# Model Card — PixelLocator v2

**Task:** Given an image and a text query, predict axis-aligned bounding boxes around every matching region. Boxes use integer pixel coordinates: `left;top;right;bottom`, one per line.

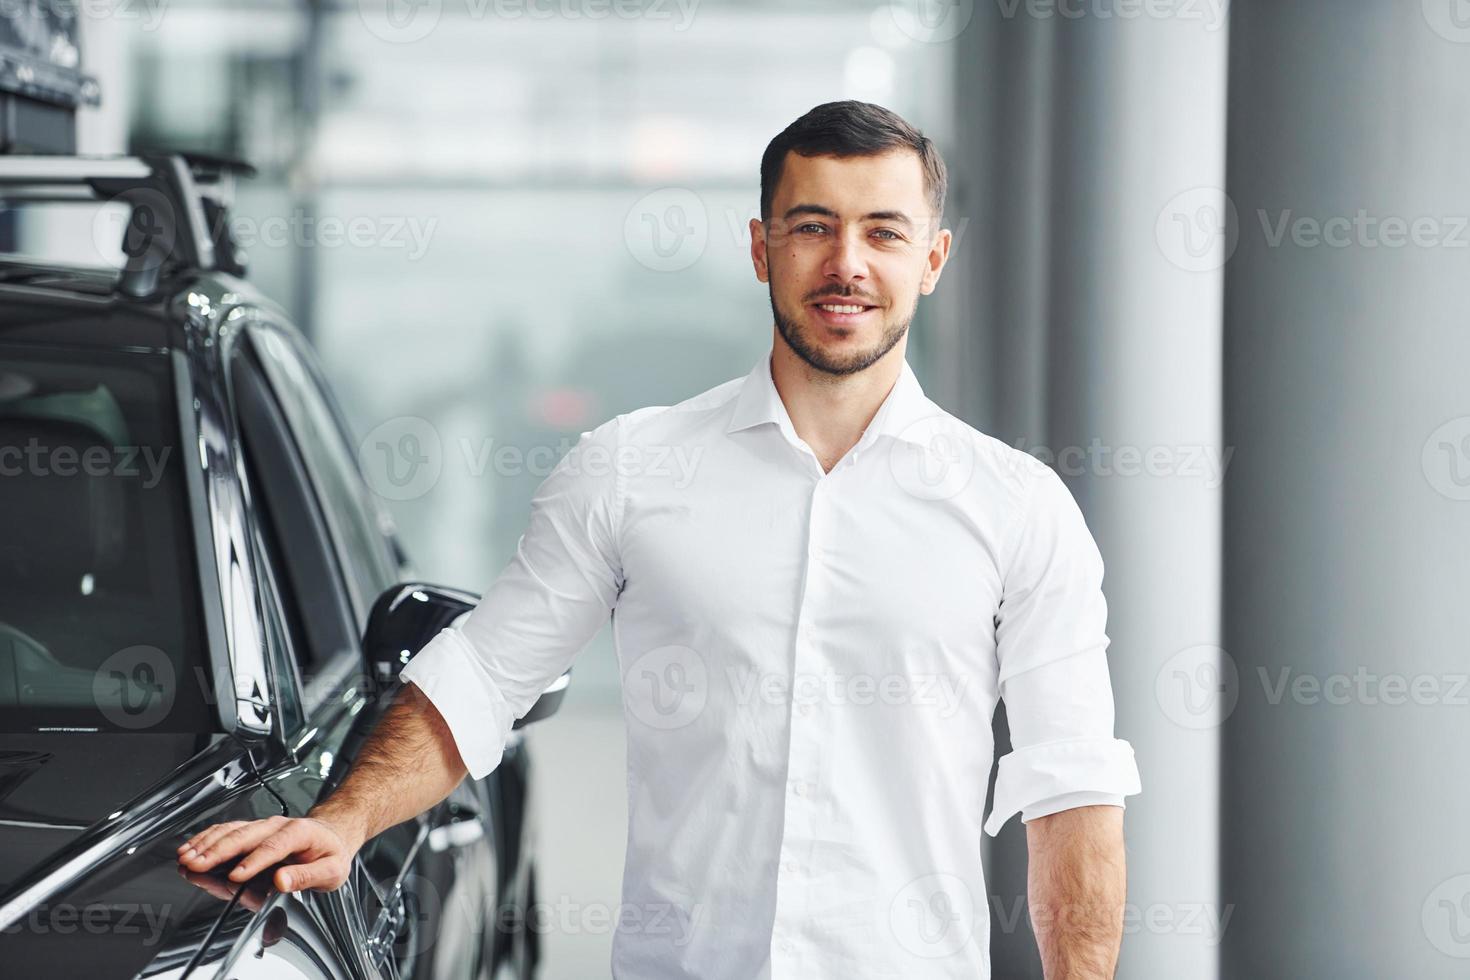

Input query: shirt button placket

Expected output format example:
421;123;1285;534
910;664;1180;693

771;477;830;978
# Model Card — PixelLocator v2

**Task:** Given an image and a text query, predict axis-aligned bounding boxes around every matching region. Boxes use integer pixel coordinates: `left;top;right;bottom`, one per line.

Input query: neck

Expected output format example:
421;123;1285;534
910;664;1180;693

768;331;906;472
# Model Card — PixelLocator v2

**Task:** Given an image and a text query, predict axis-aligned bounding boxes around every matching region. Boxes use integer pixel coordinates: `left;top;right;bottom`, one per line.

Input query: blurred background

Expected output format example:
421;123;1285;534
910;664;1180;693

12;0;1470;976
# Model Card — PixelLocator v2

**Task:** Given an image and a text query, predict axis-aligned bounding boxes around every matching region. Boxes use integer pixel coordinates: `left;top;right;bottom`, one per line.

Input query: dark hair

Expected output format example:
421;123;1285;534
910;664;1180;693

759;100;947;224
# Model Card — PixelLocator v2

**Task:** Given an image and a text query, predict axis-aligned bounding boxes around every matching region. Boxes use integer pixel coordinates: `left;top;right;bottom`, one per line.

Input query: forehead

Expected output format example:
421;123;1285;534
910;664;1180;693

772;148;929;218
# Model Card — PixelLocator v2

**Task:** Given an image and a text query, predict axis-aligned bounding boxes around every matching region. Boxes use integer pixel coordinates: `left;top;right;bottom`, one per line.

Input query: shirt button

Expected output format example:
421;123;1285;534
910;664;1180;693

780;939;795;954
793;781;809;797
797;704;811;717
784;860;798;873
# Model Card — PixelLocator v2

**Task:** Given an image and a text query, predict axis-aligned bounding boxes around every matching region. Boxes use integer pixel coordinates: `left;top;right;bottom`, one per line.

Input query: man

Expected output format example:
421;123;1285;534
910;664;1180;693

180;101;1141;979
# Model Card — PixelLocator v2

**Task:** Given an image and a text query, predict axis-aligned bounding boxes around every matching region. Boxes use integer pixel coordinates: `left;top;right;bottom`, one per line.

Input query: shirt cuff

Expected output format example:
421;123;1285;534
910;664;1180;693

1021;790;1127;823
983;736;1141;837
398;627;519;781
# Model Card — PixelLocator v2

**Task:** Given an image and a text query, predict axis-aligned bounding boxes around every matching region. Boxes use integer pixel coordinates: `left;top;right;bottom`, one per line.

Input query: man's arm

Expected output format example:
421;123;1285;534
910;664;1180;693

1026;804;1127;980
177;681;465;893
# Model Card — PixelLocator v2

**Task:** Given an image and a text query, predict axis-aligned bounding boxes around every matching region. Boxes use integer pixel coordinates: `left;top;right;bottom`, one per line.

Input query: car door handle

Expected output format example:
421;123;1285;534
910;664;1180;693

427;805;485;852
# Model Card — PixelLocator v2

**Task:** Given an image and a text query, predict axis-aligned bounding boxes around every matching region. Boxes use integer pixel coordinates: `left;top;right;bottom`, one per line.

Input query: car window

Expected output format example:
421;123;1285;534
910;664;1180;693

231;346;359;682
0;345;214;732
250;325;397;627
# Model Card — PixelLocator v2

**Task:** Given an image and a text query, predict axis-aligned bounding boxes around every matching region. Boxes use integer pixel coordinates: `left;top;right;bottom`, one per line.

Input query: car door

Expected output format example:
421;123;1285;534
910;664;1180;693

228;323;496;980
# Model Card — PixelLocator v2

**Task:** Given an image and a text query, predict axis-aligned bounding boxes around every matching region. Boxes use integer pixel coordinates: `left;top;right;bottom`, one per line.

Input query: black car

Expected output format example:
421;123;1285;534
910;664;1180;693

0;153;565;979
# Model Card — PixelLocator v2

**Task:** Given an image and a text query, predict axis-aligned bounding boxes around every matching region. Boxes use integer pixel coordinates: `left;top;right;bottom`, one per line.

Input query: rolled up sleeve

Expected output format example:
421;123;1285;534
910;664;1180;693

399;417;625;780
983;459;1141;837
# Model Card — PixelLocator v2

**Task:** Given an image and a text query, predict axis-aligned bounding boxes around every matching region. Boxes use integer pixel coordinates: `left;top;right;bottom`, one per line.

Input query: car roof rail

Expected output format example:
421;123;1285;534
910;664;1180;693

0;150;257;297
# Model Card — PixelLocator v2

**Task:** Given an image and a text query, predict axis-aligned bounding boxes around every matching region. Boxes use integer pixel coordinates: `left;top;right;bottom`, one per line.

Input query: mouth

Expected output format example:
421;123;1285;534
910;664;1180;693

808;301;880;326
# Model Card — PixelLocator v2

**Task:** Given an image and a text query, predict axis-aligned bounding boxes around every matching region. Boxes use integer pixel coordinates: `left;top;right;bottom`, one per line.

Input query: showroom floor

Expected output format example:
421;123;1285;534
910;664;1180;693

525;695;630;979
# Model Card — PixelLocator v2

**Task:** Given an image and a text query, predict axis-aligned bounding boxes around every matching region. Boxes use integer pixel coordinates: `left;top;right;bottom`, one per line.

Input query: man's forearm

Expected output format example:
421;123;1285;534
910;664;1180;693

1025;804;1127;980
307;680;469;849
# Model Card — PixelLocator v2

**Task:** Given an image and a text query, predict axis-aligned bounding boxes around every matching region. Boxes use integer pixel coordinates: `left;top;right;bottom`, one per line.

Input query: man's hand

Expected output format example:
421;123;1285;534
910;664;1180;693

176;812;364;894
1025;804;1127;979
176;682;470;897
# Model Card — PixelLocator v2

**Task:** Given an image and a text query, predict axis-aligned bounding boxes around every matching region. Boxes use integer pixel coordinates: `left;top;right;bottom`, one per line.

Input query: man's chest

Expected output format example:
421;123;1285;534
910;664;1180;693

615;450;1005;666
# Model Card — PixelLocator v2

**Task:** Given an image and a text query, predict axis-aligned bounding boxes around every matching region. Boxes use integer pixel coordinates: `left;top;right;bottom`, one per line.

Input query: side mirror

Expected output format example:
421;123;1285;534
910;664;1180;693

362;583;571;730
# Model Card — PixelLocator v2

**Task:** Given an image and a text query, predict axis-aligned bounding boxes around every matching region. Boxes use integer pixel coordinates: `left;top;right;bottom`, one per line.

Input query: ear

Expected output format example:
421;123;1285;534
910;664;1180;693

919;226;953;295
750;217;770;283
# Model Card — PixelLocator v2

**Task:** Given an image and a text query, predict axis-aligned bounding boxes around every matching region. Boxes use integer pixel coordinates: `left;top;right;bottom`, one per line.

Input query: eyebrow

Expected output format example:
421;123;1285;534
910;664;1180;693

781;204;915;228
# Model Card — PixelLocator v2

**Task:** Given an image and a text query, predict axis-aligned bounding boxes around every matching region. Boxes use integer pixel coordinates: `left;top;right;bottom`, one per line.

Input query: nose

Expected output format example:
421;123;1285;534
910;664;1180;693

821;226;869;287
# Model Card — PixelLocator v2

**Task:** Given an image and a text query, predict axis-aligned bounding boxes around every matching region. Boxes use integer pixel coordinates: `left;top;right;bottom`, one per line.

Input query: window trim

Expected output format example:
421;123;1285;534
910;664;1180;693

228;334;362;726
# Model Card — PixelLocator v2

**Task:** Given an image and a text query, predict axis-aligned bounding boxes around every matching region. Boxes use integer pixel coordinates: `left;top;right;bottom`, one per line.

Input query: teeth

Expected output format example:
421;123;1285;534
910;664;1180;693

818;304;867;314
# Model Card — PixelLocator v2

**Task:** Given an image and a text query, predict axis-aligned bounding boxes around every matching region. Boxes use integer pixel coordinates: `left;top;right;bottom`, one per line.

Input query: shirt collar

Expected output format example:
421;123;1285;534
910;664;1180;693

726;351;937;450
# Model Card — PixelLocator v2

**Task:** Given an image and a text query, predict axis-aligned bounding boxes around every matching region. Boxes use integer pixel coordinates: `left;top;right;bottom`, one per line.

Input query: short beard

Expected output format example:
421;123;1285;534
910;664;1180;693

770;288;912;377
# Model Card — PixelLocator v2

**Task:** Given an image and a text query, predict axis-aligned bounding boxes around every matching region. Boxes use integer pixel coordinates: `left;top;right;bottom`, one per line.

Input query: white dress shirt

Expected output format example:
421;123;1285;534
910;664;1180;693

399;352;1141;979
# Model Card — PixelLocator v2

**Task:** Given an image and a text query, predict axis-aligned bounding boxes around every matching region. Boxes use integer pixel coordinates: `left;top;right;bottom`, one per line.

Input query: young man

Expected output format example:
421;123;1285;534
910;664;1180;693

181;101;1140;979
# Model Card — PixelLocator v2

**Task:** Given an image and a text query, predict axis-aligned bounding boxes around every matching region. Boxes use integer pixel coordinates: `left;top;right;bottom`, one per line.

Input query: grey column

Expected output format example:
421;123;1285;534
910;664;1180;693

1220;1;1470;976
942;6;1229;978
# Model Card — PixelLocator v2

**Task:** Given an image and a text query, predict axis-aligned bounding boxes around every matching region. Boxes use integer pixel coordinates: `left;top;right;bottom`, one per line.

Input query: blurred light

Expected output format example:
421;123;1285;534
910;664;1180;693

844;47;897;105
629;116;699;181
532;388;594;429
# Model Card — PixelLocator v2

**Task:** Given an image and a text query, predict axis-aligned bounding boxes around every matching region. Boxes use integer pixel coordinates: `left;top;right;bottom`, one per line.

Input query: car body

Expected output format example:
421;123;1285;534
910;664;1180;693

0;153;559;979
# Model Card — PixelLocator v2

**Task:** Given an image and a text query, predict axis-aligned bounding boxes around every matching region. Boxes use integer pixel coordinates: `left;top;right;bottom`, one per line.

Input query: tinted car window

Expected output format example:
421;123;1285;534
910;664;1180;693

251;326;396;626
0;346;213;732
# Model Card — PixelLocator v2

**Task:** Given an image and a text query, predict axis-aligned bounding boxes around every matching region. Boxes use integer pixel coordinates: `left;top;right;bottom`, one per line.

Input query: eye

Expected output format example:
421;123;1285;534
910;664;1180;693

871;228;903;241
794;222;828;235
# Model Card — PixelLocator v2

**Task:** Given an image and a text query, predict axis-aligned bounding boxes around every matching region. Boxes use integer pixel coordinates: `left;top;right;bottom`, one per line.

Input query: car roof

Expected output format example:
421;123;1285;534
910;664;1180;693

0;264;292;358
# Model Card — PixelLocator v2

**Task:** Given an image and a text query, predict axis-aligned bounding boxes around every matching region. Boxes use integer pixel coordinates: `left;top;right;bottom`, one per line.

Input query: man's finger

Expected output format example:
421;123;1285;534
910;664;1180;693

179;820;249;855
227;822;320;882
274;856;345;894
182;817;287;872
